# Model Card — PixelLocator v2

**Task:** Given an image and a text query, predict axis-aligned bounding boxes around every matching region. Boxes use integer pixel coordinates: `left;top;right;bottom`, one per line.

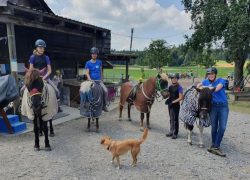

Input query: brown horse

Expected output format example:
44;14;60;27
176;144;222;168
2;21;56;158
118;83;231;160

119;73;169;130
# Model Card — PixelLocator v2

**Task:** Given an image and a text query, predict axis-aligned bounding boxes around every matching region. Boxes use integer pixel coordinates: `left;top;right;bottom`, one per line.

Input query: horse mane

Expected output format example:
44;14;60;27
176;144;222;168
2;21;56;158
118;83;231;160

24;69;41;87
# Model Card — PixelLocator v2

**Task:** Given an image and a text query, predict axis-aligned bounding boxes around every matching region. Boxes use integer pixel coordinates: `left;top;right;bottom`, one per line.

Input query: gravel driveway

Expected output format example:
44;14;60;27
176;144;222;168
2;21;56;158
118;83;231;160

0;100;250;180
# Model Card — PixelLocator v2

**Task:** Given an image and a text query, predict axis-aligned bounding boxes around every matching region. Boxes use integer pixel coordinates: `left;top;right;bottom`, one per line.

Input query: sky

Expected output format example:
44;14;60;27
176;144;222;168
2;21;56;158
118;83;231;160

44;0;193;50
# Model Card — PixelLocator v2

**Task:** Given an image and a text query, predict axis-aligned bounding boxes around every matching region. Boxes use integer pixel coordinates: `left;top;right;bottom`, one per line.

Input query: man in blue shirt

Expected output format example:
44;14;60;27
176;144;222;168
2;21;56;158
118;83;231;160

198;67;229;157
85;47;108;112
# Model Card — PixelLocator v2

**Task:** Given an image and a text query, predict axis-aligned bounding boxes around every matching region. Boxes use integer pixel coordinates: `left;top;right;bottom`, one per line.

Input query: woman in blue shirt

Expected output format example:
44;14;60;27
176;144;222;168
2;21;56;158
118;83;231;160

85;47;108;112
198;67;229;157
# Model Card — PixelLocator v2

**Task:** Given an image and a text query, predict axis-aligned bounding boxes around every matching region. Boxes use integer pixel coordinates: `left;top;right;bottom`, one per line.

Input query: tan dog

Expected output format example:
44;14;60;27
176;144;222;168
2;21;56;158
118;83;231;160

100;128;148;169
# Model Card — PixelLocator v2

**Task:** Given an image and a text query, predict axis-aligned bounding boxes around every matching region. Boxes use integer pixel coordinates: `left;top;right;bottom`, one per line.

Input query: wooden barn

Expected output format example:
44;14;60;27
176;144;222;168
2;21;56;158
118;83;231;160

0;0;112;78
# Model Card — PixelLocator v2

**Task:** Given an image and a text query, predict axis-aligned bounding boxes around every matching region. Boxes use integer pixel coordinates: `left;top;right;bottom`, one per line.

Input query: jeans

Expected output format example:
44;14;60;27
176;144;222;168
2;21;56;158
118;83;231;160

210;102;229;148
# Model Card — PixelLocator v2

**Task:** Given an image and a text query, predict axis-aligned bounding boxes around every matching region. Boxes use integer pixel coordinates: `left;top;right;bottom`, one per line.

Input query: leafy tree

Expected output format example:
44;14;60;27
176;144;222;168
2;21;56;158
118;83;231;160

145;40;170;68
183;0;250;87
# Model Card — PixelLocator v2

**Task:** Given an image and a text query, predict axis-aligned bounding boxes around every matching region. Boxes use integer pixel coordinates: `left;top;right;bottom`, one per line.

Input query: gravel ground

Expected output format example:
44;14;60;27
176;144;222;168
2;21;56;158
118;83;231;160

0;100;250;180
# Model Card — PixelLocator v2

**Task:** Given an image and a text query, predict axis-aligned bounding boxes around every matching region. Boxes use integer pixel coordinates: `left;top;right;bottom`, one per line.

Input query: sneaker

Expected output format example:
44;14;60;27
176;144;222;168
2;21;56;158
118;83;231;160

172;135;177;139
166;133;173;137
208;147;226;157
103;106;109;112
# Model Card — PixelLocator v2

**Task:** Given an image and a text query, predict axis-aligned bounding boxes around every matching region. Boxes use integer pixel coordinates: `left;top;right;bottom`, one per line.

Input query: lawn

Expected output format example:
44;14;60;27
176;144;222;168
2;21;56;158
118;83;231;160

104;61;235;81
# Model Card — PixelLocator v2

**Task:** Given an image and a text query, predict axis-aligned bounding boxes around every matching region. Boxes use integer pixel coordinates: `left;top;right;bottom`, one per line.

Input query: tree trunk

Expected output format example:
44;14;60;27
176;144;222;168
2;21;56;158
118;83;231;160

234;55;246;89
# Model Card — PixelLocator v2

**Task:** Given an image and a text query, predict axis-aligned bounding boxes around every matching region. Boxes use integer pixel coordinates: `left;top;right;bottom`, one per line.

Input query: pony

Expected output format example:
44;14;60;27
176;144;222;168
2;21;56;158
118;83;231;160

119;73;169;131
179;86;214;148
21;69;58;151
80;80;103;132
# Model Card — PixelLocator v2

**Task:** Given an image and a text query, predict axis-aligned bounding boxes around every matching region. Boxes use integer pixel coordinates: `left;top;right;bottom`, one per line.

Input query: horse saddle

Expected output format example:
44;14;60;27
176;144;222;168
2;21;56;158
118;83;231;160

128;83;142;102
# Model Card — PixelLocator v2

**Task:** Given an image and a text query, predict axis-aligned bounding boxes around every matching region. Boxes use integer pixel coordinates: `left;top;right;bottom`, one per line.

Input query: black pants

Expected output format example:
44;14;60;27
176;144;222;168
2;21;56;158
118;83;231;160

168;105;180;136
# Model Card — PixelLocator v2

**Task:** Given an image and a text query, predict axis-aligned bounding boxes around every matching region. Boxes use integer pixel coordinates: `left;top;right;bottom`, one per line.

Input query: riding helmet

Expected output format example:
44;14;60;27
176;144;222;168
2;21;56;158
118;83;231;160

90;47;99;54
35;39;46;48
206;67;218;75
170;73;179;79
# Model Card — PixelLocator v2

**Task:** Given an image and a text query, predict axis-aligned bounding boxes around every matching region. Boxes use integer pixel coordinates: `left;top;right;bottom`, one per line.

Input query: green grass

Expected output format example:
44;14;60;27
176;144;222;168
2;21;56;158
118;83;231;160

104;65;234;81
229;101;250;114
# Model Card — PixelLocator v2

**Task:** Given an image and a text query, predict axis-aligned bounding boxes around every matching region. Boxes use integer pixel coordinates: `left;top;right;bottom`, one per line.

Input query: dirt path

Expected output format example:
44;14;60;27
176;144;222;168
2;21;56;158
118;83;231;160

0;101;250;180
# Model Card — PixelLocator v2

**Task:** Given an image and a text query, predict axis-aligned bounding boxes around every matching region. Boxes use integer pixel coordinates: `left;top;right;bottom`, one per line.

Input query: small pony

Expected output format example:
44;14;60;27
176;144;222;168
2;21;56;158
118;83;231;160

179;86;214;147
21;69;58;151
80;80;103;132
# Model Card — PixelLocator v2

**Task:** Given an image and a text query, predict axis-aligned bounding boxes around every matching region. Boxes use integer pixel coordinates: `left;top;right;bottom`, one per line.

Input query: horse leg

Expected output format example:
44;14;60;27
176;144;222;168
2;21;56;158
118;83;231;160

119;103;123;121
39;118;43;136
49;119;55;137
140;113;144;131
198;125;205;148
187;129;192;145
87;118;91;132
146;112;151;129
33;118;40;151
128;103;132;121
43;121;51;151
96;118;99;133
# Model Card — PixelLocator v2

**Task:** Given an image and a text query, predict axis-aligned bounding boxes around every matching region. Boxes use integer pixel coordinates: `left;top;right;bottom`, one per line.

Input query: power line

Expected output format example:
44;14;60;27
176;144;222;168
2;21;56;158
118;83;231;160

111;30;190;40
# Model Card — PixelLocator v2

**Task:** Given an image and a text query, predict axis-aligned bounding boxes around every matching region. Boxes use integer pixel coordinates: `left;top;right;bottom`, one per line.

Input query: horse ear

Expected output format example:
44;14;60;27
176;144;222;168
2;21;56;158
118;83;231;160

195;87;201;92
210;87;216;92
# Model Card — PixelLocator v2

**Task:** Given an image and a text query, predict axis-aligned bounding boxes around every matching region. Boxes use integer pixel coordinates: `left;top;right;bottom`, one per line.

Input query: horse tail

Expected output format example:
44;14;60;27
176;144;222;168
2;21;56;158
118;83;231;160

138;128;148;144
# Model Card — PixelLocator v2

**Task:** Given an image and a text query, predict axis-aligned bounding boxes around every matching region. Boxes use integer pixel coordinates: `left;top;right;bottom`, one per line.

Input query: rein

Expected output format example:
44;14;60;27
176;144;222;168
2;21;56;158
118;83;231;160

141;78;168;102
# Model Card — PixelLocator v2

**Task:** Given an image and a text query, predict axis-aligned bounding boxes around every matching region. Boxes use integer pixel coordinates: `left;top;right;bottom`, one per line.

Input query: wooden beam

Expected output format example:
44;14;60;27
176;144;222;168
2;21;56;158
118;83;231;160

0;15;94;38
6;23;18;76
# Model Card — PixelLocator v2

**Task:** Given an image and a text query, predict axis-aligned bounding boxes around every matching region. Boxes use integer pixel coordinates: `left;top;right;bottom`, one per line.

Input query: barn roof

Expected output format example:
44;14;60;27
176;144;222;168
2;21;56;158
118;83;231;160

0;0;53;13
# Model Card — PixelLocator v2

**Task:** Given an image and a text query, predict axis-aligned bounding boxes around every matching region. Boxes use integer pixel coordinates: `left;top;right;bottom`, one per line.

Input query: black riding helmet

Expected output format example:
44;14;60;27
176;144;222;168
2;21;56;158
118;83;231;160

35;39;46;48
90;47;99;54
170;73;179;79
206;67;218;75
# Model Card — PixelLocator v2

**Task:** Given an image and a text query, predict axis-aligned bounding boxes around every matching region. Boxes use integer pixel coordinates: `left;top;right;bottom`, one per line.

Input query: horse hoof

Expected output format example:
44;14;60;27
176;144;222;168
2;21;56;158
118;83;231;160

188;142;192;146
50;133;55;137
45;146;52;151
34;146;40;151
140;127;144;132
199;144;205;148
128;118;132;121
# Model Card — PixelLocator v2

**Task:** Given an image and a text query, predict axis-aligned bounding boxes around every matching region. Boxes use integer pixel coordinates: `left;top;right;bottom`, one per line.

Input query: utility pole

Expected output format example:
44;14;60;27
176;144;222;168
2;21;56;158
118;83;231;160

126;28;134;80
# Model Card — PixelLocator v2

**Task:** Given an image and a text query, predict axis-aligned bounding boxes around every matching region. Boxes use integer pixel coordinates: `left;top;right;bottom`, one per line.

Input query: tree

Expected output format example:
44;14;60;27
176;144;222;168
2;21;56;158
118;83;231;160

146;40;170;68
183;0;250;87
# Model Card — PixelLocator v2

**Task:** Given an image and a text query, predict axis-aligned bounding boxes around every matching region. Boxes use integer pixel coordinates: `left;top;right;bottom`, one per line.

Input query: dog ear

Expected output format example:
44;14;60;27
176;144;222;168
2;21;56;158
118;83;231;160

100;139;105;144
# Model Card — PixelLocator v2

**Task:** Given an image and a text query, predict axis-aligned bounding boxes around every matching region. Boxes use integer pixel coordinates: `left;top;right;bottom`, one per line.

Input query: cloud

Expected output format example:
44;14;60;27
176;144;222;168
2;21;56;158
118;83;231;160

45;0;192;50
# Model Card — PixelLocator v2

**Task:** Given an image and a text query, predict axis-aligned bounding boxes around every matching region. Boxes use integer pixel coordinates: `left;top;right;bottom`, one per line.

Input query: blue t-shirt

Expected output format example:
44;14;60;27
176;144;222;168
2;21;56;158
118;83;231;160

85;59;102;80
29;55;51;76
202;78;228;103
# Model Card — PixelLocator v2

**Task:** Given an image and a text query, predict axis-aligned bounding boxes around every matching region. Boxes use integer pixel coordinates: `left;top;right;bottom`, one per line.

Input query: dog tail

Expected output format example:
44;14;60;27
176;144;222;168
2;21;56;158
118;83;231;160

139;128;148;144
